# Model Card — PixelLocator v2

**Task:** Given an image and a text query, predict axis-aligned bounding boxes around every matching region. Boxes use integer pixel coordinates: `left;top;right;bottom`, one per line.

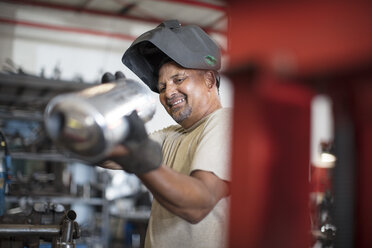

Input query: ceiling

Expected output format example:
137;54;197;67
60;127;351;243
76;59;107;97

4;0;227;33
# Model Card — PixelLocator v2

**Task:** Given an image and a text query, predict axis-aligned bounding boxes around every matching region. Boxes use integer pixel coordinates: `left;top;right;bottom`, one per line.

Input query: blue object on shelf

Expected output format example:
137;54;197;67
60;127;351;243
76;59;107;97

0;131;12;216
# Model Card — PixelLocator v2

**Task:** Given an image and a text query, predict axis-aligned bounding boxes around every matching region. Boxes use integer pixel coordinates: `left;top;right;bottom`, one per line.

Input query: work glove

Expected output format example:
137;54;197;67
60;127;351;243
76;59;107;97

108;111;163;174
101;71;126;83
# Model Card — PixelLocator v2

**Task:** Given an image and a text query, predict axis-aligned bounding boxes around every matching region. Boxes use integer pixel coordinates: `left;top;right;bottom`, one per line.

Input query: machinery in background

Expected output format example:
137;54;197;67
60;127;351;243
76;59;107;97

310;144;337;248
0;124;148;247
3;159;110;247
0;71;154;247
309;96;337;247
0;130;12;216
0;202;80;248
0;130;83;247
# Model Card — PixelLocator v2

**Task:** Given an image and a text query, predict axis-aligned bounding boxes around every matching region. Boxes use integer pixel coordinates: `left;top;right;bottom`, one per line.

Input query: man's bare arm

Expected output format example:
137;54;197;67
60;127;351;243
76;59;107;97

139;165;229;224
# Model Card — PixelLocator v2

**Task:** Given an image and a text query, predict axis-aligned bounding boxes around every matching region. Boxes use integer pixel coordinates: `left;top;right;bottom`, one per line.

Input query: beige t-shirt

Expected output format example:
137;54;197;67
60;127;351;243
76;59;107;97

145;108;232;248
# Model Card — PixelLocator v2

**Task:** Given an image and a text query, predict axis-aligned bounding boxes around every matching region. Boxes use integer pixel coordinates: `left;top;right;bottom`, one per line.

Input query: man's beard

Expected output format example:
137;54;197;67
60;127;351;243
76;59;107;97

170;105;192;124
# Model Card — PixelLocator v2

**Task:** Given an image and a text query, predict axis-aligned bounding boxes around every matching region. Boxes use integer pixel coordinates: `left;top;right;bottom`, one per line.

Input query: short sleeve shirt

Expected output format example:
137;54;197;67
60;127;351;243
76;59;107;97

145;108;232;248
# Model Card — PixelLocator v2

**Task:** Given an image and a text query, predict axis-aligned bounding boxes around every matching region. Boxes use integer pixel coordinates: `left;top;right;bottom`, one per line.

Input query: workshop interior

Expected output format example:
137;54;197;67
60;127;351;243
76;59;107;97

0;0;371;247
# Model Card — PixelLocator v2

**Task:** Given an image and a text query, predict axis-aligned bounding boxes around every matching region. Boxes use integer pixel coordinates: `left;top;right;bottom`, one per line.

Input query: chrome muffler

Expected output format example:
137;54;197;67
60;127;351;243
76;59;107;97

44;78;156;162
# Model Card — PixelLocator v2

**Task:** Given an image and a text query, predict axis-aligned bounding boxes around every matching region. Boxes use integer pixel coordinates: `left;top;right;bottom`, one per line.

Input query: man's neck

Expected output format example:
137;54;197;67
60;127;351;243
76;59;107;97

180;103;222;129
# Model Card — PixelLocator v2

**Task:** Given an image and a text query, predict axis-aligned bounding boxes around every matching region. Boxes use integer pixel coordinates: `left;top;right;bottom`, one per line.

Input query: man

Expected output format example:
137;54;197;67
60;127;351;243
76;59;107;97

102;20;231;248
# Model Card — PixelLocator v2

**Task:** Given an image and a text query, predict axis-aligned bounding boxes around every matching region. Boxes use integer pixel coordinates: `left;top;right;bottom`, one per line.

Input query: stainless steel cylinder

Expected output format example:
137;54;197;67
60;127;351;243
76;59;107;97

44;78;156;162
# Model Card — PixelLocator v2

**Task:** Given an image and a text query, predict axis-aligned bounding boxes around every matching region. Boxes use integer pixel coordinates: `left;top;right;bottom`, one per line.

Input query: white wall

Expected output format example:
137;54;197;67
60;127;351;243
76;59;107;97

0;2;233;133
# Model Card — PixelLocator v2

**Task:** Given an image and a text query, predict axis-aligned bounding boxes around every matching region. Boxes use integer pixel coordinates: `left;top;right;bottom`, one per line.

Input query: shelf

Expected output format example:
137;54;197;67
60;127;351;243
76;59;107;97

6;195;107;206
0;72;94;116
4;151;88;164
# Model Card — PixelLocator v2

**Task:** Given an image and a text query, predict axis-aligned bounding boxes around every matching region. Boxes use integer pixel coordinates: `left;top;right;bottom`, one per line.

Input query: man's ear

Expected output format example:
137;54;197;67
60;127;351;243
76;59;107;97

204;71;216;90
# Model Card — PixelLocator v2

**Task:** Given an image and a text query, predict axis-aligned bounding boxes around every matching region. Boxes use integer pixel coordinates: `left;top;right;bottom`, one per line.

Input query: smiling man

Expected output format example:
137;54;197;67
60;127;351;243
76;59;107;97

103;20;232;248
158;60;222;128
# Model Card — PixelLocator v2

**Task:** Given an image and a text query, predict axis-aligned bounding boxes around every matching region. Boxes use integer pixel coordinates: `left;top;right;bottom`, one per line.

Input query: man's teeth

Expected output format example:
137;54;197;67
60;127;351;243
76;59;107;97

172;99;185;106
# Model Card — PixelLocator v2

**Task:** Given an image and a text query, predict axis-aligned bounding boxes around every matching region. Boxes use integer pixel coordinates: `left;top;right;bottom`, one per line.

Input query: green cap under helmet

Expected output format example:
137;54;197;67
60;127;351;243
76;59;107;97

122;20;221;93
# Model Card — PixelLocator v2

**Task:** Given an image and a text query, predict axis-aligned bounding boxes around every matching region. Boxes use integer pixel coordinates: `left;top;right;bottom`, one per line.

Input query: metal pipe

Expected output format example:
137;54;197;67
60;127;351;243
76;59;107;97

0;224;60;237
60;210;76;243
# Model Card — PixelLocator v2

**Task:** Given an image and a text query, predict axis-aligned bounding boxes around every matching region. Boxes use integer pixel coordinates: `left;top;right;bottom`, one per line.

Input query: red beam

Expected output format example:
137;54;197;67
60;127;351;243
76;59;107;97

2;0;163;23
228;73;312;248
157;0;225;12
0;17;136;41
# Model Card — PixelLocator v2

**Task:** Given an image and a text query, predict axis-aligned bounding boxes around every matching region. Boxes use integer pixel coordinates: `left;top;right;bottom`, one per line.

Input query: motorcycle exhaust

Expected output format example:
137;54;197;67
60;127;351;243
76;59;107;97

44;78;156;162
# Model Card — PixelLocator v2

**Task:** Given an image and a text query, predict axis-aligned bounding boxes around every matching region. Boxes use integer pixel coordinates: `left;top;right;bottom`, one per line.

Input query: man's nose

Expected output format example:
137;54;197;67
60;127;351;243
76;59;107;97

165;83;177;98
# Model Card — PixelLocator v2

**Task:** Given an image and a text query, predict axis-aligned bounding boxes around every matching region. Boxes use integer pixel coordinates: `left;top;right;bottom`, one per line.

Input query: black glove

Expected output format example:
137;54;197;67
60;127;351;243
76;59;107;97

109;111;163;174
101;71;126;84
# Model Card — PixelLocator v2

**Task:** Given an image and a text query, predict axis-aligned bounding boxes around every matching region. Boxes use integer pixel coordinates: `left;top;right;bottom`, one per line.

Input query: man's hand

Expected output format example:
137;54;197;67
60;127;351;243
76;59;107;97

101;71;125;83
107;111;162;174
96;144;130;170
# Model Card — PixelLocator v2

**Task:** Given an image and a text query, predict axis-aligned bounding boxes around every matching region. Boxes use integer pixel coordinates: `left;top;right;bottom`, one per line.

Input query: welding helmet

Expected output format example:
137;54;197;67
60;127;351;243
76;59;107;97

122;20;221;93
